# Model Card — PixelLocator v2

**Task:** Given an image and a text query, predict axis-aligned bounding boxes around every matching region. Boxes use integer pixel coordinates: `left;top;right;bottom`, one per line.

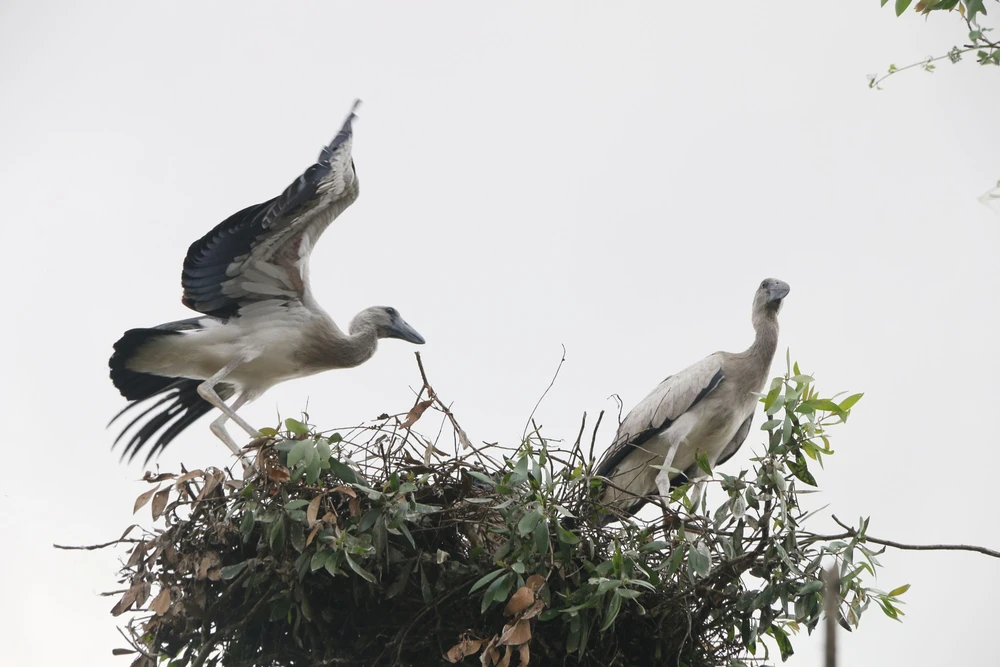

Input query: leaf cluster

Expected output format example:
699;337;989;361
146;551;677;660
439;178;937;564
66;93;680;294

109;361;903;667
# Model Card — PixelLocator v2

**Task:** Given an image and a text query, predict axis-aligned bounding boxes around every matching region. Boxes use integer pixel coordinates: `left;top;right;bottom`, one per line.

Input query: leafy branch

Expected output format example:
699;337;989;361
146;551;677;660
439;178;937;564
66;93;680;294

869;0;999;89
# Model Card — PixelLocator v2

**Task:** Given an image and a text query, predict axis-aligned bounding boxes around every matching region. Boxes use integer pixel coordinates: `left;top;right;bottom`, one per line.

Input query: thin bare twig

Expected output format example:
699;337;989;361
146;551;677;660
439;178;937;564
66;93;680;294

521;344;567;441
822;515;1000;559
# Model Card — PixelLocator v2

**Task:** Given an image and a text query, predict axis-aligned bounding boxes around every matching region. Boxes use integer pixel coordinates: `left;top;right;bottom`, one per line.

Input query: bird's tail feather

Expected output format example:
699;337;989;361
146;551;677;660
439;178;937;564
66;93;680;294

109;328;233;462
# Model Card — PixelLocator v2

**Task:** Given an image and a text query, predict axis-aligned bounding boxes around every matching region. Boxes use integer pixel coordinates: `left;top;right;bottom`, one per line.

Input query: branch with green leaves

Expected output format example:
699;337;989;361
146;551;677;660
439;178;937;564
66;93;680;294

870;0;999;89
74;354;1000;667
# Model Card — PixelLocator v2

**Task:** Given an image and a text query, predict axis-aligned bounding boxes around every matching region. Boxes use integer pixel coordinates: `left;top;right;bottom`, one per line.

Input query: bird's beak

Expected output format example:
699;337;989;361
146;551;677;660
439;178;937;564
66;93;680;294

388;318;426;345
766;281;791;303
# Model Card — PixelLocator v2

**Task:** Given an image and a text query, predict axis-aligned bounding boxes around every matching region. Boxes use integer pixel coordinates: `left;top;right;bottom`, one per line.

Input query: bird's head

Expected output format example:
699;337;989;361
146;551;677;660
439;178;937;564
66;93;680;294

355;306;426;345
755;278;790;314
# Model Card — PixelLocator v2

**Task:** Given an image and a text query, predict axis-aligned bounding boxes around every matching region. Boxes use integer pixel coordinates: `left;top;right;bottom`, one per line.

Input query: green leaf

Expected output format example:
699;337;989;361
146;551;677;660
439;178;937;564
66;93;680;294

881;0;889;6
769;624;795;660
220;561;248;580
344;552;377;583
798;580;824;596
329;458;366;486
482;573;513;613
696;451;712;476
306;454;321;485
888;583;911;597
310;549;329;572
269;518;286;553
466;470;496;486
556;523;581;545
258;427;279;437
788;451;818;486
517;510;542;536
287;439;312;469
240;510;255;538
600;592;622;631
285;417;308;435
839;393;864;411
285;499;310;510
639;540;668;553
895;0;913;15
470;568;506;593
688;542;711;578
533;519;550;555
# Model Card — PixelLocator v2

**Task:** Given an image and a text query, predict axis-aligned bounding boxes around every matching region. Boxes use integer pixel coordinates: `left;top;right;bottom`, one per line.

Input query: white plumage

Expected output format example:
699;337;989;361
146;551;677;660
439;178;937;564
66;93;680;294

109;101;425;462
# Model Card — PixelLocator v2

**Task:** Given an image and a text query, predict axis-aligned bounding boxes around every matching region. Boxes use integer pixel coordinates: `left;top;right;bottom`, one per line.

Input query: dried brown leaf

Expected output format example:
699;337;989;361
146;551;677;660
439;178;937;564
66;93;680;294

480;637;499;667
321;511;337;526
332;485;357;498
142;472;176;483
135;581;151;609
133;485;160;514
150;588;171;616
111;583;142;616
151;488;170;521
307;494;323;528
112;648;136;656
525;574;545;592
174;469;205;486
268;465;291;483
517;643;529;666
126;540;147;568
504;587;534;617
196;552;222;581
402;399;434;428
348;497;361;517
445;635;484;663
196;469;224;503
499;620;531;646
306;524;321;547
521;599;545;620
457;427;473;450
496;645;513;667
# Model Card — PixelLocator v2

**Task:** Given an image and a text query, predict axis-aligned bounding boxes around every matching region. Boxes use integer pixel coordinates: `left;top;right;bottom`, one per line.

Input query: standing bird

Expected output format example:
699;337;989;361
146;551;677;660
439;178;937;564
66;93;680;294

109;101;425;463
595;278;790;521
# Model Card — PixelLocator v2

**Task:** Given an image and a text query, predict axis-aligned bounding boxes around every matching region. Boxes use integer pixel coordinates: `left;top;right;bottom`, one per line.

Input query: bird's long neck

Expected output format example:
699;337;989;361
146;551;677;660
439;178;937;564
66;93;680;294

299;318;378;371
742;307;780;387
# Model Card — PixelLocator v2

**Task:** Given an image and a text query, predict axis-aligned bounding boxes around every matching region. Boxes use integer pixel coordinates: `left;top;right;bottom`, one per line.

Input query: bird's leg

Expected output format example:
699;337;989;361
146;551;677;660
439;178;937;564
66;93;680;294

209;392;253;457
198;353;261;440
687;477;708;513
654;440;683;501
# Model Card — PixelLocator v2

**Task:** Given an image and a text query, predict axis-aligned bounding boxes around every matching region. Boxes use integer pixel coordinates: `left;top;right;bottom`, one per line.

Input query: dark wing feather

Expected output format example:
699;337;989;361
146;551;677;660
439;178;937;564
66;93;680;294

181;101;361;318
596;356;724;479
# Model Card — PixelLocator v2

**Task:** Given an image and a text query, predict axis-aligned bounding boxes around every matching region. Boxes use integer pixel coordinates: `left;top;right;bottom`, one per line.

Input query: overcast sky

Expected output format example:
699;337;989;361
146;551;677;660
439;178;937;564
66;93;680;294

2;2;998;665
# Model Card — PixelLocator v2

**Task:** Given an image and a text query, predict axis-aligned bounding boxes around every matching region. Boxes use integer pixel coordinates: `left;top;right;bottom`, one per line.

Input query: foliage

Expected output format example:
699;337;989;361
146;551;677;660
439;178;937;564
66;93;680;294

870;0;999;88
108;359;903;667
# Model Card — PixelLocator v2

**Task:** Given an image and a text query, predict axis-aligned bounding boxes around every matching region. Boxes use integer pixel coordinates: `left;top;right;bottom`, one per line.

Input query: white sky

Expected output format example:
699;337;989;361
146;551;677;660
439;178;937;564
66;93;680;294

2;2;998;665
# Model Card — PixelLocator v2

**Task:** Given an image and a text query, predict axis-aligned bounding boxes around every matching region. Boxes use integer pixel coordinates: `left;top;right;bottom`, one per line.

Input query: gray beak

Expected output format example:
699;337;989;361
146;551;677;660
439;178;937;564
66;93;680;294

766;281;791;303
388;317;426;345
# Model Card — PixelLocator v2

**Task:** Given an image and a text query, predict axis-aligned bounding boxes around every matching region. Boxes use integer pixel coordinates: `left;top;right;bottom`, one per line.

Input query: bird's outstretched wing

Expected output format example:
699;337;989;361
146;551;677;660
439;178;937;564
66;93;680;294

181;100;362;318
596;354;724;478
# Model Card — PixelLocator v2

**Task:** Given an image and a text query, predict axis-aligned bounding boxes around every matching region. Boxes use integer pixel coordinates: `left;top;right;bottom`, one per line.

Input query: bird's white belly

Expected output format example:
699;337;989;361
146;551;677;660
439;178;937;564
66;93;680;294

132;313;317;389
671;404;744;470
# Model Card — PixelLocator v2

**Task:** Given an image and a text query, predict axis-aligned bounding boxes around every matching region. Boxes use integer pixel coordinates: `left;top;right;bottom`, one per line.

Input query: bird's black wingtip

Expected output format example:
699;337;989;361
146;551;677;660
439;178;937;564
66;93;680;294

319;99;362;164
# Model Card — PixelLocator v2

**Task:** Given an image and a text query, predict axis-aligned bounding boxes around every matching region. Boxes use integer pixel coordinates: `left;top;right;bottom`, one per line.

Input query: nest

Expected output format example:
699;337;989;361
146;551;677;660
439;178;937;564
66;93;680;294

102;357;873;667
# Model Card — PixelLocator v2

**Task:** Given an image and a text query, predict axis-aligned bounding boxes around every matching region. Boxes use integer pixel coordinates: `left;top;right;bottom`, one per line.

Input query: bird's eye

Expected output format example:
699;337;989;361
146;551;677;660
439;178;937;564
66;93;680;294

385;307;397;317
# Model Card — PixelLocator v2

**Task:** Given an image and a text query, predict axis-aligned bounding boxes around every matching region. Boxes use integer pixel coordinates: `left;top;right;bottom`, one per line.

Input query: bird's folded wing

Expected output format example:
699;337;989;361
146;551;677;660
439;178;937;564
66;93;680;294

596;354;724;478
715;412;753;468
181;101;361;318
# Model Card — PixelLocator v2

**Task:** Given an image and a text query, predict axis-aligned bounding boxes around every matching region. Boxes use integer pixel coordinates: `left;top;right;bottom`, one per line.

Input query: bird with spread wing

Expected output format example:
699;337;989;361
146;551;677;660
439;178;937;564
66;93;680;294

109;101;425;462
